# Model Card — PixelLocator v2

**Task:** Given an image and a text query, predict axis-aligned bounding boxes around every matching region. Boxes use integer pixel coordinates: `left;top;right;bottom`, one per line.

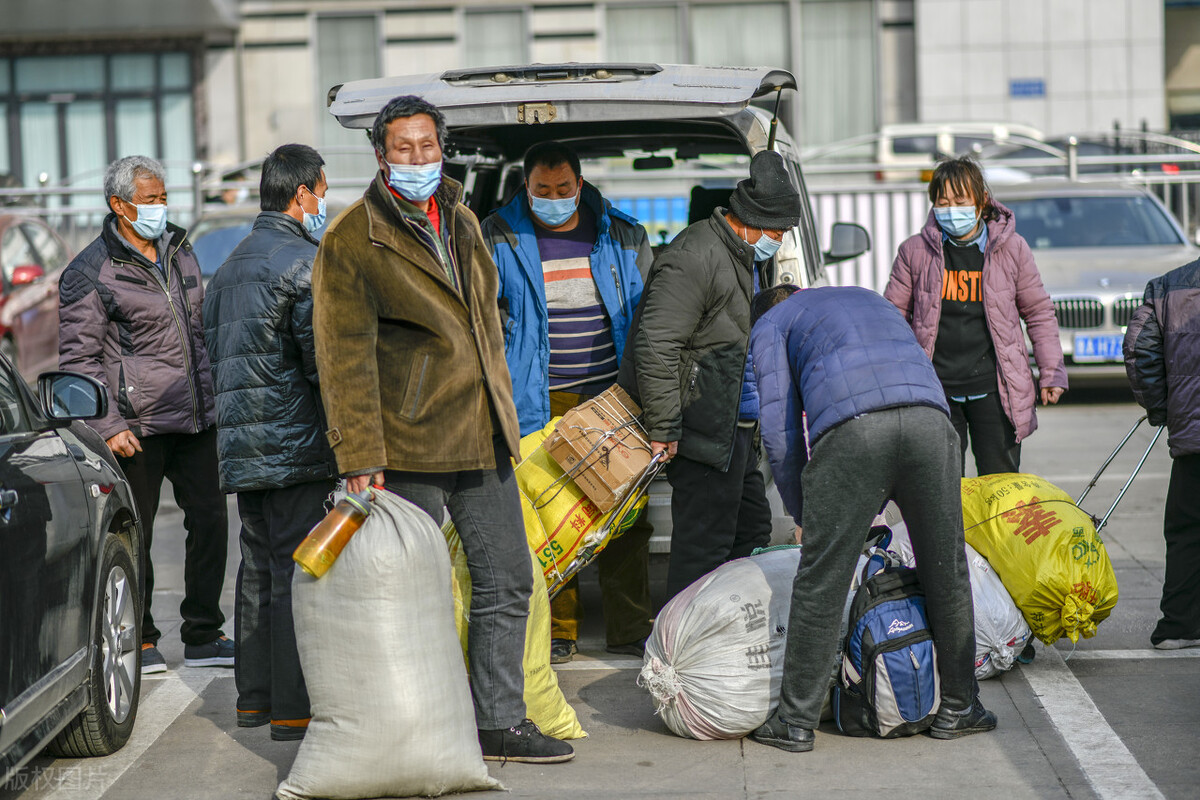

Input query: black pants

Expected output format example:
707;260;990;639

664;424;772;599
776;406;978;727
1152;454;1200;645
235;479;334;721
948;392;1020;476
117;427;228;646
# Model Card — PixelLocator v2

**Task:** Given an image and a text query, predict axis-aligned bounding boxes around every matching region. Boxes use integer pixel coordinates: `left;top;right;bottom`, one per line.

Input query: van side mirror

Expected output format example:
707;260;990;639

38;371;108;422
823;222;871;265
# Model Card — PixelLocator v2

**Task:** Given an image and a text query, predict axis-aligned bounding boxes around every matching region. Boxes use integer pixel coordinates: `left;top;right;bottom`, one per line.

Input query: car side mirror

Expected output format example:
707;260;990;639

823;222;871;265
37;371;108;422
11;264;44;286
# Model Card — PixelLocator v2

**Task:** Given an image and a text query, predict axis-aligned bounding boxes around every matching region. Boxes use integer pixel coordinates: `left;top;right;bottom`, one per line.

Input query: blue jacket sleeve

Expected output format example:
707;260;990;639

751;314;807;523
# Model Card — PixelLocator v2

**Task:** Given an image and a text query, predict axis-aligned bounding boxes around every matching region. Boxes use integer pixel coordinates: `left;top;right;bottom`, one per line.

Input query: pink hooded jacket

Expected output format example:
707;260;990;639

884;200;1067;442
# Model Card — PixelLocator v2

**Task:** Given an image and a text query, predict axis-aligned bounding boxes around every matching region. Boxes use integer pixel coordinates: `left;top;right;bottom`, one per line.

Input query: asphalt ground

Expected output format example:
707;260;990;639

3;389;1196;800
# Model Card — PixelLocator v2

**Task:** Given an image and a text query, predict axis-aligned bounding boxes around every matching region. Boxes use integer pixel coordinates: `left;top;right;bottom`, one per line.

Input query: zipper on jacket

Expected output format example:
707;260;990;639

610;264;626;315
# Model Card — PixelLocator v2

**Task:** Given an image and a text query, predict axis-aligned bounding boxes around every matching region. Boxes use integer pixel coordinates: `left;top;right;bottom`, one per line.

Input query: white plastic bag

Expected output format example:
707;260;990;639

639;548;801;740
886;522;1030;680
277;490;501;800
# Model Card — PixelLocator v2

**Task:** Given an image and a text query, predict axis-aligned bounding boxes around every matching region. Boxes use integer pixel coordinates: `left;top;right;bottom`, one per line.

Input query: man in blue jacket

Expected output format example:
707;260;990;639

747;284;995;753
481;141;654;663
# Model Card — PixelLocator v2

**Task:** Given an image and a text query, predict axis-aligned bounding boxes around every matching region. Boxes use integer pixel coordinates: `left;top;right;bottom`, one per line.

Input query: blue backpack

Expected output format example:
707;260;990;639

833;552;940;738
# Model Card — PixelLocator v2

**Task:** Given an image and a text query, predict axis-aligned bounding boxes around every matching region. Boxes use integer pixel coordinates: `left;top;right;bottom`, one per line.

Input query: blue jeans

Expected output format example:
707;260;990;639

384;436;530;730
235;478;334;721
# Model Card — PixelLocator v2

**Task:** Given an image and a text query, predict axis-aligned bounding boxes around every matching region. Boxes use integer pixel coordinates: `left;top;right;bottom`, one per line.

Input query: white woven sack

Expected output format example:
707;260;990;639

639;548;801;740
277;490;501;800
886;522;1031;680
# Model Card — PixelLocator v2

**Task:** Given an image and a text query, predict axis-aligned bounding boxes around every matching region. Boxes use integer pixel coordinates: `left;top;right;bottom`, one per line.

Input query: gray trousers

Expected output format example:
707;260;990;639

383;436;530;730
776;405;979;728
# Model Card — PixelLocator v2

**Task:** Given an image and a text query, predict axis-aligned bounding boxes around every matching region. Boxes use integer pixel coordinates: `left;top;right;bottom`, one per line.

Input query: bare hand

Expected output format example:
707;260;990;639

1041;387;1065;406
651;441;678;463
106;430;142;458
793;525;803;545
345;472;384;495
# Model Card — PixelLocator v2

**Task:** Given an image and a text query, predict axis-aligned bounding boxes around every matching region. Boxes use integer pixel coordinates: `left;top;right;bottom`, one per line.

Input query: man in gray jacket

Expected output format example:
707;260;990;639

1124;258;1200;650
204;144;337;741
59;155;230;675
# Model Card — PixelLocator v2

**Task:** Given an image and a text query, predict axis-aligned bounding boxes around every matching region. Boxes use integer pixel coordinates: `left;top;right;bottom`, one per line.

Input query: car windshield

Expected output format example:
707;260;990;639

191;220;254;277
1003;195;1184;248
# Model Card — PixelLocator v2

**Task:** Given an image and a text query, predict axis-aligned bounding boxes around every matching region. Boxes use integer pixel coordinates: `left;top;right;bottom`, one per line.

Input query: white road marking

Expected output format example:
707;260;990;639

1022;645;1164;800
1065;648;1200;660
553;659;643;671
42;671;217;800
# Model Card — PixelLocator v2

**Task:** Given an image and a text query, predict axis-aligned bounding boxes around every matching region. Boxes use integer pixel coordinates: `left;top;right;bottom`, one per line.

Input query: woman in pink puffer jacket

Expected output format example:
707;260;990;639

884;157;1067;475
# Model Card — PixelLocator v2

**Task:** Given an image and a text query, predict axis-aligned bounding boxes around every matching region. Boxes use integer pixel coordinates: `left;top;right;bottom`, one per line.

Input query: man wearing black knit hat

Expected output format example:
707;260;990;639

619;150;801;598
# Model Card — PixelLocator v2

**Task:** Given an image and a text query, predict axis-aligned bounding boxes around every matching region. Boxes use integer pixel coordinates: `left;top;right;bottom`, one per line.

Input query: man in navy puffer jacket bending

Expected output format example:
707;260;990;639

747;284;996;753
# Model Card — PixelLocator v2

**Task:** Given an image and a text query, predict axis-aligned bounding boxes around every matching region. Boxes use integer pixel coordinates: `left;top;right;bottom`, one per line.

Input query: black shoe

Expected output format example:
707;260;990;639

270;719;310;741
604;637;647;659
478;719;574;763
749;713;814;753
549;638;577;664
928;698;998;740
237;707;270;728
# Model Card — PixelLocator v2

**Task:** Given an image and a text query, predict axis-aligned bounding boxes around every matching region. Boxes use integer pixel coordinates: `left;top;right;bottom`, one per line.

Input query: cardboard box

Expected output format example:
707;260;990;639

543;385;654;512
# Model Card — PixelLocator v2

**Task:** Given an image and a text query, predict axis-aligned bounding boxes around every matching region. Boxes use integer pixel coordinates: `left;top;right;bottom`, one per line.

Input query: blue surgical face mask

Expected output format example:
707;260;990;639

386;161;442;202
934;206;979;238
752;229;783;262
303;195;327;234
528;190;579;228
125;203;168;241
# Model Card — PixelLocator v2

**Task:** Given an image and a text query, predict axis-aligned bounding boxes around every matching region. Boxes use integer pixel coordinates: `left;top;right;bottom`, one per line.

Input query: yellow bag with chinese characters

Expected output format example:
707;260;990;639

960;473;1118;644
444;523;586;740
517;418;646;591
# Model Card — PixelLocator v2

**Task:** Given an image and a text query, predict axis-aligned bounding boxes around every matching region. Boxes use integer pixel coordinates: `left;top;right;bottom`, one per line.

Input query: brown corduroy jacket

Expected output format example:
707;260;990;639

312;172;520;475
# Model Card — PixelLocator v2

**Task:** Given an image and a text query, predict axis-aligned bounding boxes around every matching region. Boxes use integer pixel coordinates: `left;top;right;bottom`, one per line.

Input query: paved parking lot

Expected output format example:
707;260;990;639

3;391;1195;800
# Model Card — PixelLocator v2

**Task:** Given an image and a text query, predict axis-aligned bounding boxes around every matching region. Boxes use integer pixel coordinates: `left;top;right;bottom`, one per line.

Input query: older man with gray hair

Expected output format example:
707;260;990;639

59;155;231;676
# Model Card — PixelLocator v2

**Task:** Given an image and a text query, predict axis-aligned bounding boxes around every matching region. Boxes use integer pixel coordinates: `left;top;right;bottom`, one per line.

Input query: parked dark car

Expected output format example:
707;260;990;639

0;365;143;784
0;215;72;365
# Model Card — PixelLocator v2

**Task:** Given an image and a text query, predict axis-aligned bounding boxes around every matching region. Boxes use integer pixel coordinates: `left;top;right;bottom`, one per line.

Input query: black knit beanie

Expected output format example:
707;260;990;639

730;150;801;230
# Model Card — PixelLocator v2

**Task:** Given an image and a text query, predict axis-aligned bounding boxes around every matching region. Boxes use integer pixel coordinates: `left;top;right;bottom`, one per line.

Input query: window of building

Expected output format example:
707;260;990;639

605;6;682;63
463;10;528;68
316;15;383;177
799;0;877;148
0;52;195;212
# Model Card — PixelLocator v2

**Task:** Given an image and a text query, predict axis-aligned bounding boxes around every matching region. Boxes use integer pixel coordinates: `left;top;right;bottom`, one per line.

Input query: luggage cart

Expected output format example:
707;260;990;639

1075;414;1165;533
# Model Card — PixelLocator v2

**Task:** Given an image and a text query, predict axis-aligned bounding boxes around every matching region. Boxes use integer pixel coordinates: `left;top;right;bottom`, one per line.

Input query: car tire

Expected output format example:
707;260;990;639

48;533;141;757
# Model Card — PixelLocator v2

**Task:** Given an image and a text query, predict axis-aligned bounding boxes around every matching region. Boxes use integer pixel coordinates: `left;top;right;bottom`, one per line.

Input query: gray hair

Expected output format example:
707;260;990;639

104;156;166;203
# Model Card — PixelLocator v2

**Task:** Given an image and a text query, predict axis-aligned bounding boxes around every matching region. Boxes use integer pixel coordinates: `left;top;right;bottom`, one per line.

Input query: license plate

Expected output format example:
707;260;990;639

1073;333;1123;363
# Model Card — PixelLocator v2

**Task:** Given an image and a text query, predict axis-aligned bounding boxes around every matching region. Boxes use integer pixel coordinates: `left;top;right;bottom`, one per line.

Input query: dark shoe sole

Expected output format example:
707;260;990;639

481;751;575;764
549;651;575;665
270;725;308;741
237;710;270;728
749;731;814;753
928;720;998;740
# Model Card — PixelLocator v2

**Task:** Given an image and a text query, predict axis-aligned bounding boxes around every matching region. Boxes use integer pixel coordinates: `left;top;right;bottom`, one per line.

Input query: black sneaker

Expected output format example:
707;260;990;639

184;635;235;667
749;713;814;753
604;637;647;659
549;638;577;664
270;719;310;741
928;698;998;740
140;643;167;675
237;707;270;728
478;719;574;763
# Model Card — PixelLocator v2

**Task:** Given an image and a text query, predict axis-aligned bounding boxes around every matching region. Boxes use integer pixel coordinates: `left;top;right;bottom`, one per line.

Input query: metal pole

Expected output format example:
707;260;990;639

1066;136;1079;182
191;161;204;225
767;88;783;152
1077;415;1146;507
1097;425;1165;533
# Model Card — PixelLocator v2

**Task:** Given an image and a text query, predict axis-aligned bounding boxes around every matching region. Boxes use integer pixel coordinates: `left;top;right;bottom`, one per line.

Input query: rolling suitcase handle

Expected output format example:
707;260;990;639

1075;414;1165;532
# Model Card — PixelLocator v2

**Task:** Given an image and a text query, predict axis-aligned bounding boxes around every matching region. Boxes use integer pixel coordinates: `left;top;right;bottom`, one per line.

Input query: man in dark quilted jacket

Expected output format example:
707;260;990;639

203;144;337;742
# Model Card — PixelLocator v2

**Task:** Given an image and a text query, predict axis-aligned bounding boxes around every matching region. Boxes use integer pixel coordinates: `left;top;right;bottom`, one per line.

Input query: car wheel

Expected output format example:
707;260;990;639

48;533;141;757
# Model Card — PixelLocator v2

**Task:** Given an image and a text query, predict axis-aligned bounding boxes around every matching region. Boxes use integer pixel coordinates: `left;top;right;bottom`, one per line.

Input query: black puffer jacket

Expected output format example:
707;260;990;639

619;208;766;470
1124;258;1200;458
202;212;336;492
